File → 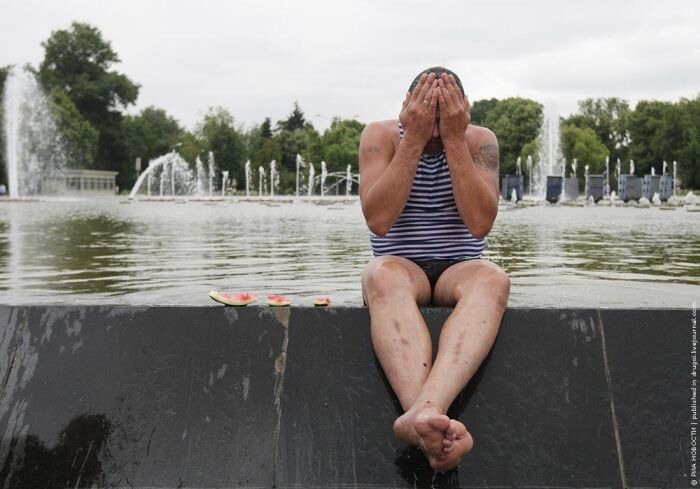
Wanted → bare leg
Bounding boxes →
[395,259,510,470]
[362,256,449,456]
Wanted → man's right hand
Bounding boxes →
[399,72,439,148]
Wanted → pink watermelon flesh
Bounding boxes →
[209,291,257,306]
[267,295,291,306]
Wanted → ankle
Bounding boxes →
[412,399,445,416]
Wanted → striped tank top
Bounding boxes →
[369,122,485,261]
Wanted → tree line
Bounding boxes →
[1,22,698,194]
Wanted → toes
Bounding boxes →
[428,421,475,472]
[415,413,450,458]
[448,419,469,441]
[426,414,450,432]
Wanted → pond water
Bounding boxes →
[0,198,697,308]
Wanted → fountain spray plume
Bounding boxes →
[259,166,266,196]
[129,151,194,198]
[208,151,215,196]
[245,160,251,197]
[532,104,564,200]
[308,162,315,197]
[3,66,68,197]
[296,154,305,198]
[195,156,205,196]
[320,161,328,197]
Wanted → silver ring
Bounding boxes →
[423,99,430,103]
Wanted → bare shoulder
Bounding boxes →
[359,119,399,157]
[466,124,498,148]
[360,120,399,145]
[466,124,499,175]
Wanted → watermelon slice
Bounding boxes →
[267,294,292,307]
[209,290,258,306]
[313,297,331,307]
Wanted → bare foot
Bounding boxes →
[393,406,450,460]
[428,419,474,472]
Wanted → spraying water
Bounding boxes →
[129,152,194,198]
[245,160,251,197]
[259,166,266,196]
[320,161,328,197]
[296,154,305,197]
[308,163,315,196]
[532,104,564,199]
[195,156,205,196]
[3,66,67,197]
[208,151,215,196]
[269,160,277,197]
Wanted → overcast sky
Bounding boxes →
[1,0,699,132]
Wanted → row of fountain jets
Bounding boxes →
[0,66,683,201]
[514,153,678,197]
[128,151,358,199]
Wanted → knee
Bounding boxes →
[364,259,414,302]
[456,263,510,307]
[488,267,511,307]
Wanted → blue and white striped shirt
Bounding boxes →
[369,123,484,261]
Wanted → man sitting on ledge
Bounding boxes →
[358,67,510,471]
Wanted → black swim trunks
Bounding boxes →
[411,259,467,291]
[362,258,470,306]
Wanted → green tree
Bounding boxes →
[520,140,538,166]
[122,106,183,189]
[470,98,498,126]
[194,107,245,190]
[627,101,680,176]
[483,97,543,177]
[677,96,700,188]
[177,131,207,169]
[276,101,313,132]
[322,118,365,173]
[302,129,324,169]
[560,124,609,187]
[38,21,139,186]
[267,102,323,193]
[47,88,99,168]
[564,98,631,163]
[260,117,273,138]
[244,120,282,173]
[274,127,319,192]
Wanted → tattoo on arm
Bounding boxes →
[473,143,499,179]
[361,145,382,155]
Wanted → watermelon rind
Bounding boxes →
[267,295,291,307]
[209,290,257,306]
[313,297,331,307]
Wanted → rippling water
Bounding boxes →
[0,198,697,307]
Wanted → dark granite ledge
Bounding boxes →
[0,306,691,488]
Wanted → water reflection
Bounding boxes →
[0,221,8,279]
[1,414,113,489]
[23,214,137,294]
[0,200,697,307]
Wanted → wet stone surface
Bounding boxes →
[0,305,689,488]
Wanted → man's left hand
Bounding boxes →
[437,73,470,144]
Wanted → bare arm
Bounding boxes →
[359,73,440,236]
[358,123,423,236]
[438,74,499,239]
[443,134,500,239]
